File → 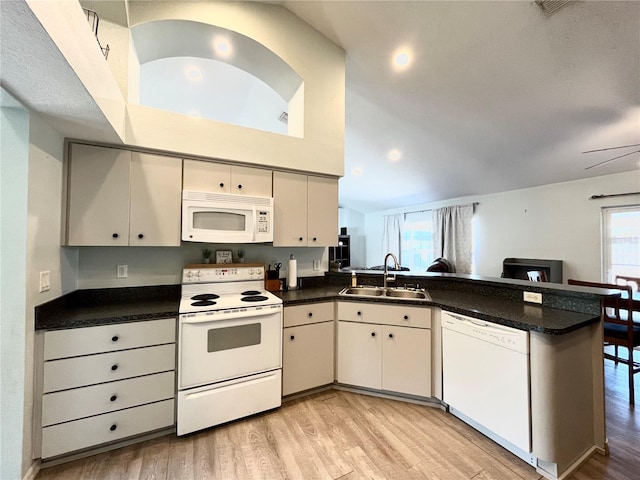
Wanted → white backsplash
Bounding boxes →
[76,243,328,289]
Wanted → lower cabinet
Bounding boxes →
[283,302,334,396]
[39,318,177,459]
[337,302,431,398]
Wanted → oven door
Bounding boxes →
[178,306,282,390]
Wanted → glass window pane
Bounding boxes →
[602,206,640,282]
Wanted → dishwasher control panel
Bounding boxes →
[441,311,529,354]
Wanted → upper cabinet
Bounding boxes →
[273,172,338,247]
[183,159,272,197]
[66,144,182,246]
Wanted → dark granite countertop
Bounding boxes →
[277,286,600,335]
[36,279,602,335]
[35,285,180,331]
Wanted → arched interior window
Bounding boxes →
[131,20,303,137]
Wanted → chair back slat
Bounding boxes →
[567,279,633,327]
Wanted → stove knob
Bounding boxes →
[195,271,201,277]
[256,267,263,277]
[249,268,255,275]
[186,271,192,278]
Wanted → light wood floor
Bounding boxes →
[37,354,639,480]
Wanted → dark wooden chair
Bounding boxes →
[527,270,548,282]
[568,279,640,404]
[616,275,640,293]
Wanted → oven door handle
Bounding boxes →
[180,306,282,324]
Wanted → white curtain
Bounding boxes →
[382,214,403,260]
[432,204,474,274]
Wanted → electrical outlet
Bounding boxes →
[313,260,321,271]
[39,271,51,293]
[523,291,542,304]
[117,265,128,278]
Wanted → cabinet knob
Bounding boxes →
[403,315,409,320]
[388,333,394,338]
[112,233,119,238]
[299,237,304,242]
[137,233,144,239]
[357,311,362,316]
[290,335,295,341]
[219,182,224,188]
[110,424,117,432]
[237,184,243,190]
[308,312,313,317]
[371,332,376,337]
[111,364,118,371]
[111,335,119,342]
[110,395,117,402]
[312,237,317,242]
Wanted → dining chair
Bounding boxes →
[527,270,548,282]
[616,275,640,293]
[568,279,640,404]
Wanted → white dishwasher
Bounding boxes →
[441,311,535,465]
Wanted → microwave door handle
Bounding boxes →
[250,206,257,241]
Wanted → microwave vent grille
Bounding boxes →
[183,190,273,206]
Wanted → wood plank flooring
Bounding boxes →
[37,353,639,480]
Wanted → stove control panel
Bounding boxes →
[183,266,265,283]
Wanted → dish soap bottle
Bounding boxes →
[351,271,357,287]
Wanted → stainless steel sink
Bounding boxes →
[339,286,431,301]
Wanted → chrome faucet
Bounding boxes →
[383,253,400,288]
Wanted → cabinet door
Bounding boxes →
[307,176,338,247]
[182,159,230,192]
[67,144,130,246]
[283,321,334,396]
[129,153,182,246]
[382,326,431,397]
[337,321,381,389]
[273,171,308,246]
[230,166,272,197]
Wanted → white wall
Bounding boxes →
[1,93,30,480]
[23,115,79,472]
[365,171,640,281]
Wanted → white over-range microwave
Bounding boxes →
[182,190,274,243]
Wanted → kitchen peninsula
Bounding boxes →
[34,270,610,480]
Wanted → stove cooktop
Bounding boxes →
[179,287,282,314]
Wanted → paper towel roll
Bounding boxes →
[288,255,297,290]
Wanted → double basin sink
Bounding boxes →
[339,285,432,301]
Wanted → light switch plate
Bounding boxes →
[39,271,51,292]
[117,265,128,278]
[523,291,542,304]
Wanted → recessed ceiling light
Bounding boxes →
[213,36,233,59]
[185,66,202,81]
[392,48,412,70]
[388,149,402,162]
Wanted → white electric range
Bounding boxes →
[177,264,283,436]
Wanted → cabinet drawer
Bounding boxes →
[44,318,176,360]
[44,344,176,393]
[41,399,175,459]
[338,302,431,329]
[284,302,334,327]
[42,371,175,426]
[283,321,334,395]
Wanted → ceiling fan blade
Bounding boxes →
[582,143,640,154]
[584,149,640,170]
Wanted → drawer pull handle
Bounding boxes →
[403,315,409,320]
[112,233,119,238]
[357,311,362,316]
[110,395,117,402]
[237,184,243,190]
[290,335,295,341]
[371,332,376,337]
[308,312,313,317]
[110,424,117,432]
[111,364,118,371]
[111,335,119,342]
[219,182,224,188]
[137,233,144,239]
[388,333,394,338]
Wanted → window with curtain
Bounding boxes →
[602,205,640,282]
[401,211,433,272]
